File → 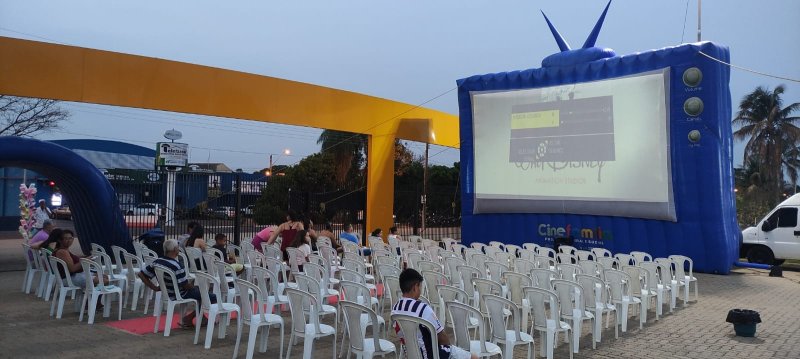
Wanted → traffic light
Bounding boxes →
[48,180,56,188]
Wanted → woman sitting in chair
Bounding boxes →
[52,229,106,288]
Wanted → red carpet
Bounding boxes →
[105,315,182,335]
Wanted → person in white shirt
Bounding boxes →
[32,199,52,235]
[391,269,476,359]
[288,229,312,272]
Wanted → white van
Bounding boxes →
[741,193,800,264]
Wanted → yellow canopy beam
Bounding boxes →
[0,36,460,236]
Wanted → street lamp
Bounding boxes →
[267,148,291,176]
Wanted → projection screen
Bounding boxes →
[471,68,675,221]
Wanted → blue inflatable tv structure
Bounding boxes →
[457,2,738,273]
[0,136,132,254]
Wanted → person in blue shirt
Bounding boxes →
[339,223,371,256]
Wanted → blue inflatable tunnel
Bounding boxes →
[0,136,132,253]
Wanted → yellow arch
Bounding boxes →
[0,36,459,235]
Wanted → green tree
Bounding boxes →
[317,130,367,185]
[733,85,800,205]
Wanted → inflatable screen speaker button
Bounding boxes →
[682,67,703,87]
[688,130,701,143]
[684,97,704,116]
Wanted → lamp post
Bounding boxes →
[267,148,291,177]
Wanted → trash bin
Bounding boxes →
[726,309,761,337]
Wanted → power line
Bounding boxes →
[698,51,800,83]
[680,0,690,44]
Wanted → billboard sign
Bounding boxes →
[156,142,188,167]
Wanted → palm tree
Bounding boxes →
[317,130,367,185]
[733,85,800,204]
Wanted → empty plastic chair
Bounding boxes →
[447,301,503,358]
[484,294,534,359]
[339,300,397,359]
[285,287,337,359]
[669,255,698,304]
[523,287,572,359]
[233,279,284,359]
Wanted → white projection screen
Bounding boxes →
[471,68,676,221]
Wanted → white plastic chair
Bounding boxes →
[522,243,539,252]
[122,252,145,310]
[556,263,583,281]
[630,251,653,264]
[534,255,555,270]
[578,260,604,281]
[535,247,556,259]
[557,245,576,255]
[590,248,612,260]
[295,274,338,332]
[391,313,441,359]
[150,264,196,336]
[623,265,654,327]
[285,287,337,359]
[193,271,241,349]
[339,300,397,359]
[340,269,380,310]
[438,285,479,331]
[604,269,643,333]
[22,244,45,294]
[48,256,82,319]
[447,301,502,358]
[652,260,677,312]
[576,274,618,348]
[252,266,288,314]
[444,256,467,284]
[518,248,536,261]
[514,258,536,274]
[523,287,573,359]
[598,257,619,271]
[669,255,698,304]
[530,268,557,290]
[233,279,284,359]
[38,249,57,301]
[614,253,635,267]
[552,279,594,354]
[484,294,534,359]
[421,270,449,315]
[457,265,483,298]
[575,250,593,261]
[78,258,123,324]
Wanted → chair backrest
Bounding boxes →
[482,247,502,261]
[556,252,577,265]
[236,279,266,324]
[522,242,539,251]
[417,260,441,273]
[615,253,635,267]
[578,259,604,281]
[534,255,555,269]
[264,257,287,281]
[444,256,467,283]
[264,244,282,260]
[250,266,279,313]
[531,268,557,289]
[304,262,330,293]
[49,255,75,288]
[492,251,514,268]
[122,252,141,283]
[392,313,441,359]
[184,247,204,272]
[524,286,560,330]
[514,258,536,274]
[653,260,674,284]
[421,270,448,303]
[556,263,583,281]
[598,256,619,271]
[340,280,374,307]
[552,279,584,318]
[22,244,38,271]
[286,287,324,337]
[503,271,532,306]
[406,252,425,269]
[485,261,508,283]
[246,249,265,269]
[631,251,653,264]
[504,243,522,257]
[623,266,647,295]
[202,253,219,276]
[575,250,594,261]
[341,240,359,254]
[590,247,612,260]
[207,247,225,262]
[376,264,401,281]
[668,255,693,279]
[228,244,244,264]
[316,236,332,248]
[240,241,255,253]
[340,268,367,285]
[437,285,468,308]
[558,245,577,255]
[340,300,382,353]
[383,274,402,305]
[446,301,489,353]
[576,274,608,309]
[110,245,127,273]
[639,262,661,288]
[91,243,106,255]
[468,253,490,272]
[484,294,522,342]
[518,248,535,261]
[286,247,305,274]
[450,243,467,258]
[295,273,325,307]
[535,246,556,258]
[473,278,502,314]
[457,265,482,292]
[604,269,632,302]
[95,252,117,279]
[193,271,220,310]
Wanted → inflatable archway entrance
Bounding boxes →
[0,136,130,253]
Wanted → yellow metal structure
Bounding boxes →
[0,36,459,235]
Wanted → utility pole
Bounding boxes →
[421,142,429,235]
[697,0,702,42]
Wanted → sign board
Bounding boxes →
[156,142,188,168]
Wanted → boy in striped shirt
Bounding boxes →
[391,269,476,359]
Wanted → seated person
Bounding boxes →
[138,238,216,328]
[392,269,477,359]
[29,219,55,250]
[339,223,372,256]
[212,233,244,275]
[288,230,312,272]
[52,229,106,289]
[318,222,343,253]
[177,221,199,248]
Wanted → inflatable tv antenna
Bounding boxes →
[457,1,738,273]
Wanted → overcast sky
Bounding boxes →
[1,0,798,172]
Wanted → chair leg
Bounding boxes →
[205,311,218,349]
[303,336,315,359]
[153,301,162,334]
[164,303,175,337]
[285,334,293,359]
[279,324,285,359]
[232,318,244,359]
[50,288,59,317]
[194,311,203,345]
[87,293,99,324]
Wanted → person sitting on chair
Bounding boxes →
[340,223,371,256]
[391,268,477,359]
[138,238,216,328]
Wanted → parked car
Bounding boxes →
[741,193,800,264]
[213,206,236,218]
[125,203,161,216]
[242,205,255,217]
[52,206,72,220]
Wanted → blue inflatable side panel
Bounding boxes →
[458,42,737,274]
[0,136,132,253]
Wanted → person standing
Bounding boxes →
[266,210,304,260]
[32,199,52,235]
